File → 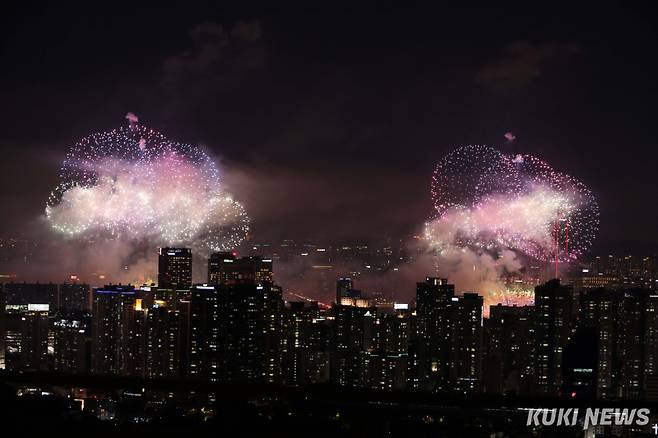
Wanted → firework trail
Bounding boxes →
[45,118,249,253]
[425,144,599,306]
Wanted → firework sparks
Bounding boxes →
[45,120,249,252]
[426,144,599,306]
[125,112,139,127]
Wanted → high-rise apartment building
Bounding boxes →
[91,285,145,376]
[414,277,455,391]
[534,279,576,396]
[158,248,192,290]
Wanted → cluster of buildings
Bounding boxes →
[485,282,658,401]
[577,254,656,289]
[1,248,657,401]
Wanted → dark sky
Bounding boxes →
[1,3,656,252]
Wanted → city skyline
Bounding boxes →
[2,243,656,310]
[2,250,657,398]
[1,237,657,309]
[0,4,656,436]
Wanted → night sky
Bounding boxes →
[1,4,656,252]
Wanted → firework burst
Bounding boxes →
[46,121,249,252]
[427,145,599,263]
[425,145,599,307]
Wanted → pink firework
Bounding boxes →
[45,122,250,252]
[427,145,599,264]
